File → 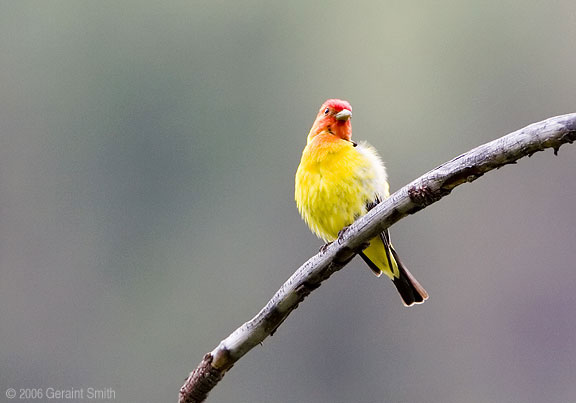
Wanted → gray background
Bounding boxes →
[1,2,576,402]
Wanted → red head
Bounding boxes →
[308,99,353,142]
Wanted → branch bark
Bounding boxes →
[179,113,576,403]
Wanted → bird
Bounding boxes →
[295,99,428,306]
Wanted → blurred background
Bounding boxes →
[1,1,576,402]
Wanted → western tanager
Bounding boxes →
[295,99,428,306]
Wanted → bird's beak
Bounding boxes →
[335,109,352,121]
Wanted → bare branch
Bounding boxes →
[179,113,576,403]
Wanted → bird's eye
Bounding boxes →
[324,108,330,115]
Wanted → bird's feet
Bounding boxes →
[320,226,370,253]
[337,226,349,239]
[337,225,370,251]
[336,225,350,244]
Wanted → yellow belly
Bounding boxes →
[295,134,399,279]
[295,135,385,242]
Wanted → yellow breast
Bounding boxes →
[295,133,388,242]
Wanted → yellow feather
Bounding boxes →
[295,132,398,280]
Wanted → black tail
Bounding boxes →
[390,247,428,307]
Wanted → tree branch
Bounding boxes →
[179,113,576,403]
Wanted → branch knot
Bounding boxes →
[408,183,445,207]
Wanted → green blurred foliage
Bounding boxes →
[1,2,576,402]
